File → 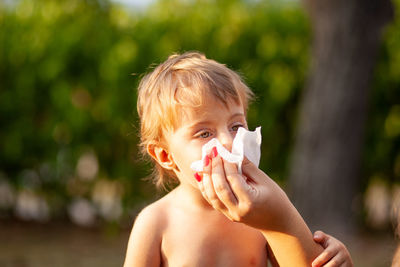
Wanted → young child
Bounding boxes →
[124,52,352,267]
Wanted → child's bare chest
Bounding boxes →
[160,210,268,267]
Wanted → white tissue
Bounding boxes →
[190,127,262,174]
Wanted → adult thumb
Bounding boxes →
[242,157,267,183]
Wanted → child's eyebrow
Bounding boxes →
[230,112,246,120]
[186,120,213,131]
[187,113,246,130]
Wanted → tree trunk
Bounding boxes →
[289,0,393,236]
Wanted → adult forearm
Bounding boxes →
[259,201,323,267]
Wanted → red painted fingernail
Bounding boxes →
[211,147,218,158]
[204,155,210,167]
[194,172,202,182]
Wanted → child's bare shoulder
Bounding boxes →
[134,194,171,230]
[124,195,172,266]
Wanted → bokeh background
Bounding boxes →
[0,0,399,266]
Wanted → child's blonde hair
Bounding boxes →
[137,51,254,189]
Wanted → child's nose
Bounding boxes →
[218,131,234,152]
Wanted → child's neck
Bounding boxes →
[174,183,215,211]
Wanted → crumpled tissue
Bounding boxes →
[190,127,262,174]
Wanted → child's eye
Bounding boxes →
[198,131,212,139]
[231,124,243,132]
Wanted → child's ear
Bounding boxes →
[147,142,175,170]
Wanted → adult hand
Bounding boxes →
[197,148,290,230]
[196,148,323,266]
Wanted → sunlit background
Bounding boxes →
[0,0,399,266]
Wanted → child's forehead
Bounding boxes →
[176,97,245,125]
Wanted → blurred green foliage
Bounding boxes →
[365,0,400,190]
[0,0,398,225]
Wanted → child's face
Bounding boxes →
[165,96,248,188]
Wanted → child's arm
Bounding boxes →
[312,231,353,267]
[123,206,162,267]
[198,154,323,266]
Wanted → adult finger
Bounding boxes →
[223,159,252,203]
[202,148,225,211]
[241,157,268,184]
[198,154,212,205]
[196,171,207,201]
[211,155,238,209]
